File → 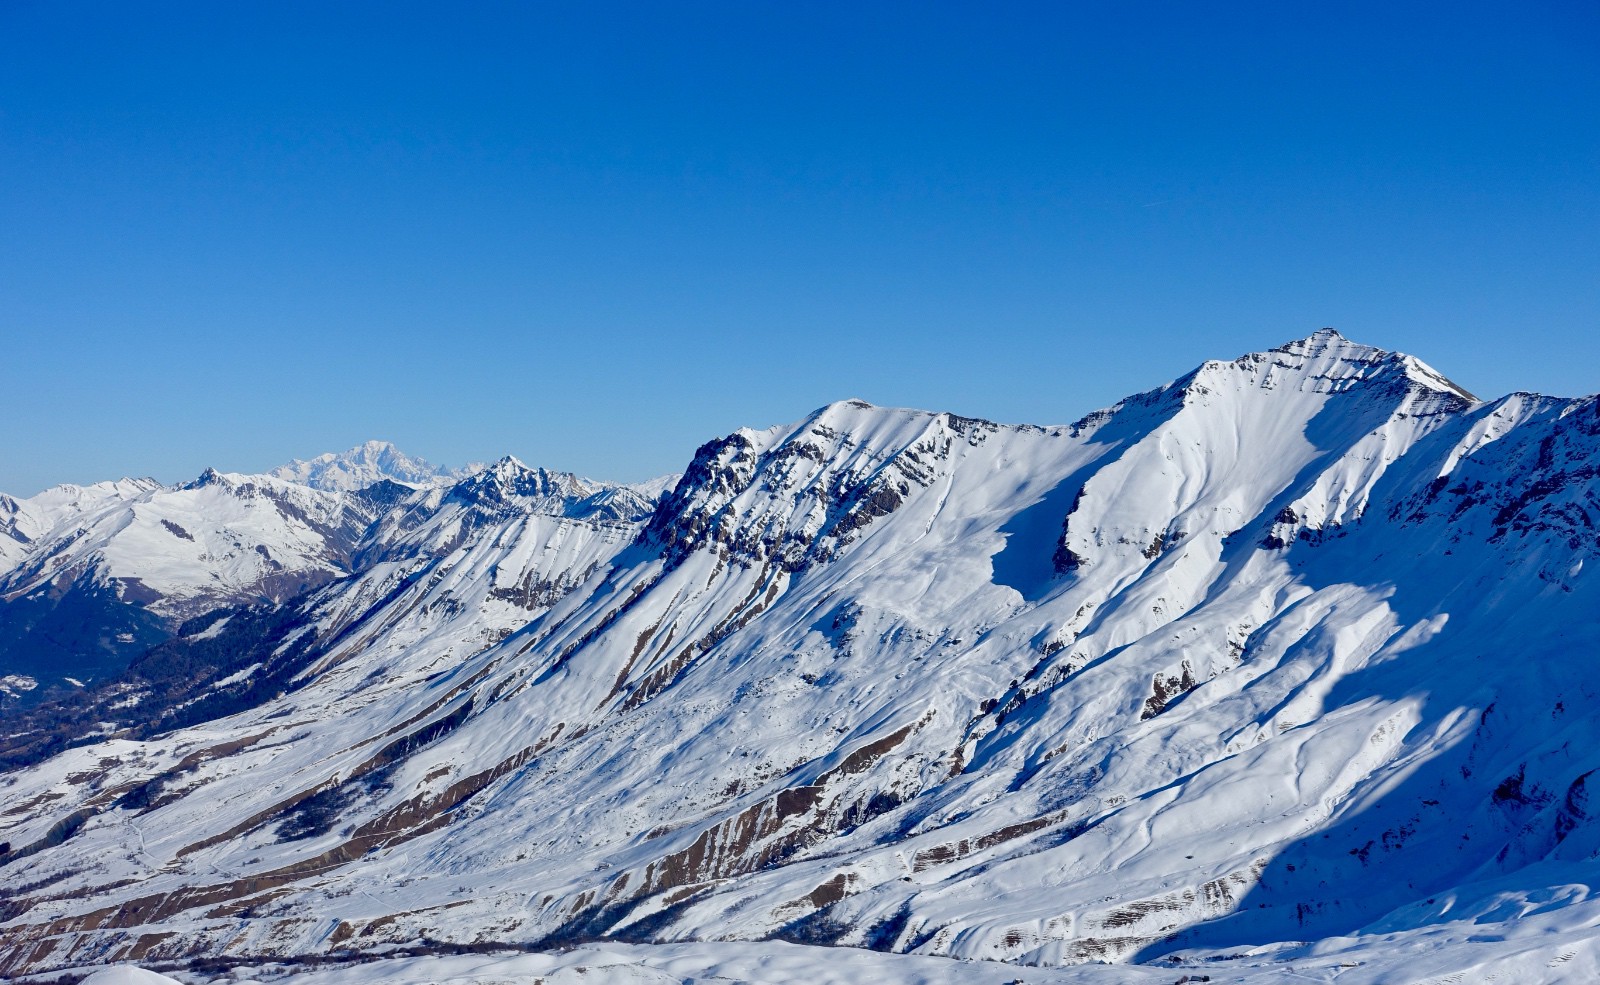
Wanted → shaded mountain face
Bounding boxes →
[2,332,1598,979]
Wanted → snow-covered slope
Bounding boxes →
[0,478,164,578]
[0,470,389,691]
[3,331,1598,983]
[2,470,378,615]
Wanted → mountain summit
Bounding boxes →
[268,439,466,491]
[2,333,1597,983]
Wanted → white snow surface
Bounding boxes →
[76,967,186,985]
[0,673,39,698]
[41,919,1600,985]
[3,331,1600,983]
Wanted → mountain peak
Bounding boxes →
[450,456,586,505]
[269,441,461,492]
[1208,329,1479,405]
[187,466,227,489]
[1267,327,1377,358]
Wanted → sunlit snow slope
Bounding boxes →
[2,331,1598,980]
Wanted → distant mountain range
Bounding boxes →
[0,443,671,699]
[2,331,1598,984]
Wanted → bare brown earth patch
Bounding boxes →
[910,809,1073,873]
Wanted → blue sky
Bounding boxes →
[2,2,1596,493]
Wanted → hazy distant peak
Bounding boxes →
[269,440,464,491]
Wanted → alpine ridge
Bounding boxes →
[0,453,665,708]
[2,331,1599,984]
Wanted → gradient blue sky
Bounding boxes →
[3,2,1596,493]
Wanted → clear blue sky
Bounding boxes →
[2,2,1596,494]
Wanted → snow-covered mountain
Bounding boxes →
[2,331,1598,984]
[267,440,470,492]
[0,451,668,700]
[0,470,386,692]
[0,478,164,578]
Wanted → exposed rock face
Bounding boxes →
[643,402,1012,573]
[2,333,1599,979]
